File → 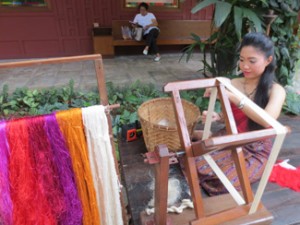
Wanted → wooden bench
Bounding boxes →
[111,19,213,50]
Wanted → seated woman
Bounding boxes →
[193,32,286,195]
[132,2,161,62]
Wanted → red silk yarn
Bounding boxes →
[7,118,55,225]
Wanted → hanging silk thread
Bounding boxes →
[27,116,67,222]
[7,118,55,225]
[56,108,101,225]
[82,105,123,225]
[1,106,121,224]
[0,122,13,225]
[45,114,83,225]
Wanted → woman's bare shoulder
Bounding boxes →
[231,77,244,87]
[271,82,286,97]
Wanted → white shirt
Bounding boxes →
[133,12,158,35]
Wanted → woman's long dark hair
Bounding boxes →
[238,32,276,130]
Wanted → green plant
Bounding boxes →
[0,80,213,136]
[106,80,168,135]
[261,1,300,85]
[184,0,263,77]
[283,88,300,116]
[184,0,300,86]
[0,80,100,119]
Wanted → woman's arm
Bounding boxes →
[227,83,286,128]
[144,18,158,29]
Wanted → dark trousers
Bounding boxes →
[144,28,159,54]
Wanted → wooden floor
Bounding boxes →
[119,115,300,225]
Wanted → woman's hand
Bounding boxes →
[201,110,221,124]
[144,25,151,30]
[203,88,212,97]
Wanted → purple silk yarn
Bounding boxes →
[0,122,13,225]
[44,114,83,224]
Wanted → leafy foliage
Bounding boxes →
[185,0,264,77]
[184,0,300,86]
[0,80,211,136]
[283,88,300,116]
[262,0,300,85]
[106,80,167,134]
[0,80,100,119]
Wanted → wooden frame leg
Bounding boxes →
[154,144,171,225]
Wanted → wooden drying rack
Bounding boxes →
[142,77,288,225]
[0,54,127,224]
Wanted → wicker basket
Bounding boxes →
[138,97,201,152]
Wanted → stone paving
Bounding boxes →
[1,53,299,94]
[1,53,299,152]
[0,53,205,93]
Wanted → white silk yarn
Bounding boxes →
[82,105,123,225]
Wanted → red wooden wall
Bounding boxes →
[0,0,213,59]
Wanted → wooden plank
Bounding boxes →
[216,78,288,214]
[216,78,286,132]
[113,38,196,46]
[93,36,115,56]
[201,86,245,205]
[141,194,272,225]
[112,20,214,41]
[202,87,217,140]
[94,56,128,223]
[170,89,205,218]
[262,188,300,225]
[191,205,271,225]
[164,78,217,92]
[119,137,300,225]
[154,145,170,225]
[0,54,101,69]
[202,128,277,152]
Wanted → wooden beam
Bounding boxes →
[191,128,277,156]
[190,203,270,225]
[154,144,171,225]
[204,129,277,150]
[201,87,245,206]
[216,77,288,214]
[170,89,205,218]
[0,54,101,69]
[164,79,217,92]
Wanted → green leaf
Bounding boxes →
[234,6,243,40]
[191,0,219,14]
[3,109,10,115]
[280,47,290,59]
[32,90,39,96]
[190,33,201,42]
[214,1,232,27]
[126,95,139,103]
[273,17,284,24]
[195,96,203,107]
[242,8,262,32]
[279,65,289,78]
[129,112,138,123]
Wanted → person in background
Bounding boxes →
[132,2,161,62]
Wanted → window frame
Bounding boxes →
[0,0,51,12]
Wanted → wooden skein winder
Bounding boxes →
[141,78,289,225]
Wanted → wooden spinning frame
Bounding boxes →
[142,78,288,225]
